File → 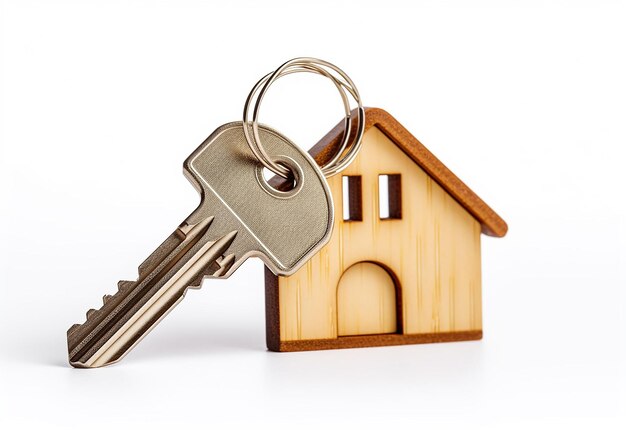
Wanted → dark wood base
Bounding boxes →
[270,330,483,352]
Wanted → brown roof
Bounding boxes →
[309,107,508,237]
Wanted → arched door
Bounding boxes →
[337,262,398,336]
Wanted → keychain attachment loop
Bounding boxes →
[243,57,365,179]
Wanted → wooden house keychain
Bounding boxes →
[67,57,507,368]
[266,106,508,351]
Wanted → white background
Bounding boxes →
[1,1,625,428]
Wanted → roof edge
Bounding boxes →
[309,107,508,237]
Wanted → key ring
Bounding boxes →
[243,57,365,179]
[243,58,364,178]
[245,63,354,178]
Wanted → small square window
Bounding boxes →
[342,176,362,221]
[379,174,402,219]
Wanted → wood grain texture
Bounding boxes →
[310,107,507,237]
[337,262,397,336]
[268,126,483,347]
[265,107,505,352]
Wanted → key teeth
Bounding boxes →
[118,280,134,292]
[188,253,237,289]
[186,232,238,289]
[72,282,133,335]
[214,253,236,277]
[67,277,141,362]
[68,223,236,367]
[67,324,81,336]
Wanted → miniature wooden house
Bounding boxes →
[265,108,507,352]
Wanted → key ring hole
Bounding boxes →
[255,156,304,199]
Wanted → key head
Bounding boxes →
[183,122,333,276]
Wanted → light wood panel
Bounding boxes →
[276,126,482,343]
[337,262,397,336]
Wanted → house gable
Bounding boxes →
[310,107,508,237]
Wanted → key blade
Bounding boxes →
[66,122,333,368]
[67,218,238,368]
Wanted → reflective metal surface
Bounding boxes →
[67,123,333,368]
[243,57,365,178]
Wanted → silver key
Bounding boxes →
[67,122,334,368]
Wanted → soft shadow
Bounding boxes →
[126,326,266,364]
[5,323,265,369]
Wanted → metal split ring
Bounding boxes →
[243,57,365,179]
